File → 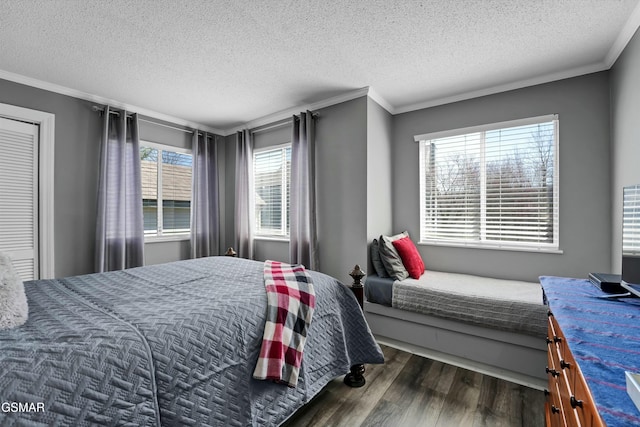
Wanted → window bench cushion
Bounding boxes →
[366,270,547,338]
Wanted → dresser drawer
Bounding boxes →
[571,368,602,427]
[549,315,578,388]
[547,377,569,427]
[546,313,605,427]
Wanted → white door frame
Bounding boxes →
[0,102,55,279]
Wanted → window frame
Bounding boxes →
[140,140,192,242]
[253,143,291,240]
[415,114,561,254]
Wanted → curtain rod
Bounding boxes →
[92,105,215,138]
[250,112,320,135]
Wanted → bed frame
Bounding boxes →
[364,300,547,390]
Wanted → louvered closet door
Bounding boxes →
[0,116,39,281]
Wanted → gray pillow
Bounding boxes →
[0,252,28,330]
[370,239,389,277]
[379,232,410,281]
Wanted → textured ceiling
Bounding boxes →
[1,0,639,131]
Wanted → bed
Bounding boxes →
[365,270,548,337]
[364,270,548,388]
[0,256,384,426]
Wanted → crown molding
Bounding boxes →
[0,69,226,135]
[605,0,640,66]
[393,62,608,115]
[224,86,399,135]
[366,87,395,114]
[224,87,373,135]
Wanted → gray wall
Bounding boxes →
[392,73,611,282]
[224,133,237,252]
[144,240,191,265]
[316,97,368,284]
[0,78,101,278]
[1,68,615,283]
[0,78,224,275]
[611,28,640,273]
[366,98,394,270]
[222,98,369,284]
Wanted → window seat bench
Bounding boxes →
[363,271,548,389]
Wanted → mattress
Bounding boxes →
[367,270,548,337]
[0,257,384,426]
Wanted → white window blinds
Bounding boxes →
[623,184,640,256]
[417,115,559,251]
[0,117,39,280]
[253,145,291,237]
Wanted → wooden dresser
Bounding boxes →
[546,310,604,427]
[541,276,640,427]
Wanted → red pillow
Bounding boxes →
[392,236,425,279]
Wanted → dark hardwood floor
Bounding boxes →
[284,345,545,427]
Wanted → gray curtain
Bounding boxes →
[190,132,219,258]
[290,111,318,270]
[95,107,145,272]
[234,130,254,259]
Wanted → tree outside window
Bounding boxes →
[418,116,558,251]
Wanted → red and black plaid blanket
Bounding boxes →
[253,260,316,387]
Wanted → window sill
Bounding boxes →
[145,234,190,243]
[254,236,290,242]
[418,240,563,254]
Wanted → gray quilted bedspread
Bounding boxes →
[0,257,384,426]
[392,270,548,337]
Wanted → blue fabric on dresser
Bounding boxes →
[541,276,640,426]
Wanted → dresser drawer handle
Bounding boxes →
[570,396,583,409]
[546,337,553,345]
[560,359,571,369]
[548,310,553,317]
[551,405,561,414]
[546,367,560,377]
[554,336,562,343]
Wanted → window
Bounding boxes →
[623,184,640,256]
[140,142,192,238]
[416,115,559,252]
[253,144,291,238]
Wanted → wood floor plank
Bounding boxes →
[284,345,410,427]
[402,358,460,425]
[472,375,521,427]
[435,367,483,427]
[285,345,546,427]
[520,384,546,427]
[362,356,440,425]
[319,345,412,426]
[363,355,460,426]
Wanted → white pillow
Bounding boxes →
[0,252,28,330]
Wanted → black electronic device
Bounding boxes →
[589,272,624,293]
